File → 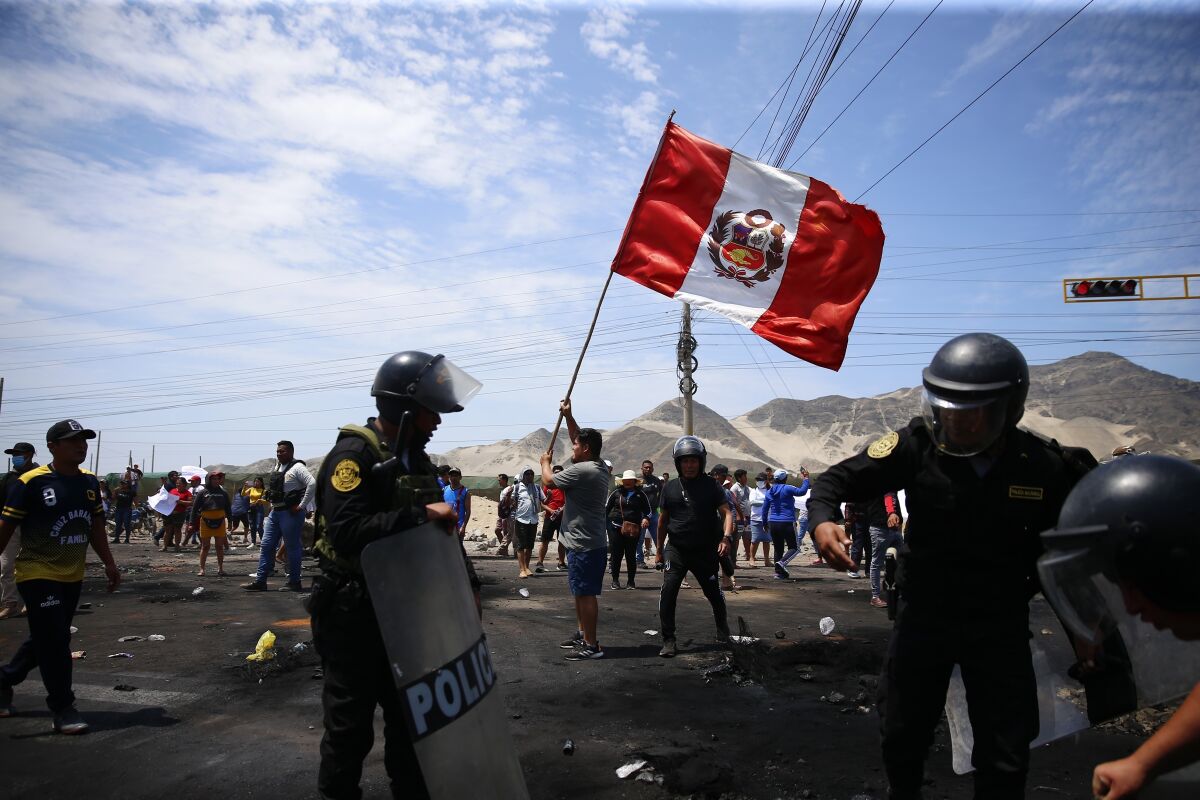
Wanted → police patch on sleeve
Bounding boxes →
[867,431,900,459]
[331,458,362,492]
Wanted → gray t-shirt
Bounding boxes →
[551,459,610,551]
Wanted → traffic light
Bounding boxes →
[1068,277,1139,300]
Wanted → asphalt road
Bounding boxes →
[0,532,1193,799]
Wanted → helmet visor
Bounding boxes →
[921,388,1008,457]
[1036,547,1122,646]
[412,355,482,414]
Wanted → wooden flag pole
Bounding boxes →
[547,110,678,456]
[546,269,616,455]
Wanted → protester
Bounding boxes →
[244,441,316,592]
[762,469,808,579]
[110,478,135,544]
[730,468,752,563]
[638,460,662,564]
[244,477,267,548]
[541,399,609,661]
[863,493,903,608]
[161,476,192,552]
[605,470,651,590]
[180,475,203,547]
[510,467,544,579]
[0,420,121,734]
[0,442,37,621]
[229,481,251,544]
[188,471,231,577]
[495,473,513,556]
[535,465,565,573]
[709,464,739,592]
[655,436,733,657]
[443,468,471,538]
[437,464,451,490]
[748,471,772,568]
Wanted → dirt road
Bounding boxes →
[0,533,1192,799]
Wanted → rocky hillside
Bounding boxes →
[217,352,1198,477]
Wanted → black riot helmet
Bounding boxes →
[1037,455,1200,644]
[920,333,1029,457]
[672,435,707,475]
[371,351,482,421]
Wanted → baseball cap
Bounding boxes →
[4,442,35,455]
[189,474,202,482]
[46,420,96,443]
[773,469,788,482]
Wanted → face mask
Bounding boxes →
[756,480,766,489]
[12,455,27,468]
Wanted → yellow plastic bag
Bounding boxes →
[246,630,276,662]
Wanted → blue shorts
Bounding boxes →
[566,546,608,596]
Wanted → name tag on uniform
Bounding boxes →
[1008,485,1044,500]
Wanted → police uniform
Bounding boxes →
[808,417,1095,799]
[309,420,481,800]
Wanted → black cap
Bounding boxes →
[46,420,96,443]
[4,442,35,455]
[710,463,729,476]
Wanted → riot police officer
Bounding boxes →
[808,333,1097,800]
[308,351,483,800]
[1038,454,1200,800]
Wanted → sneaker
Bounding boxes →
[846,570,863,579]
[810,558,825,567]
[281,582,303,592]
[52,706,89,735]
[564,643,604,661]
[555,564,566,571]
[0,679,13,717]
[870,596,888,608]
[627,579,636,590]
[559,633,584,649]
[658,638,677,658]
[610,581,621,590]
[242,581,267,592]
[534,565,545,574]
[774,562,790,580]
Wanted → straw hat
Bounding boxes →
[620,469,638,481]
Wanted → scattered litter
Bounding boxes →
[107,652,134,659]
[643,629,658,636]
[819,616,836,636]
[118,635,145,642]
[192,587,205,596]
[308,725,315,730]
[562,738,575,755]
[729,635,759,644]
[113,684,137,692]
[511,713,522,720]
[616,760,648,779]
[71,650,86,659]
[636,771,656,783]
[290,642,308,655]
[78,603,92,610]
[827,691,847,704]
[147,634,166,641]
[774,629,786,639]
[518,588,530,598]
[847,589,855,594]
[69,626,78,634]
[701,662,733,678]
[246,630,277,662]
[1040,628,1054,636]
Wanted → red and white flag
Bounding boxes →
[612,122,884,371]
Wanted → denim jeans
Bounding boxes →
[870,526,904,598]
[256,508,305,585]
[248,506,265,541]
[112,507,133,540]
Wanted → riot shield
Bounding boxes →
[946,593,1200,775]
[362,523,529,798]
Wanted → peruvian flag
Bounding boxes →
[611,121,884,370]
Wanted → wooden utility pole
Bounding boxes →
[151,445,155,472]
[95,431,102,476]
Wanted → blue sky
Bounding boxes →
[0,1,1197,474]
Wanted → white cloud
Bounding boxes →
[580,5,659,84]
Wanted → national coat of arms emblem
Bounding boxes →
[707,208,787,289]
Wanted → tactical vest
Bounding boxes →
[314,423,444,576]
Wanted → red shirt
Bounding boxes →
[542,486,565,514]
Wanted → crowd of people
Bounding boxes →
[1,335,1198,800]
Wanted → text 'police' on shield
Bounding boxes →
[400,635,496,740]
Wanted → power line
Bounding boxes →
[855,0,1096,201]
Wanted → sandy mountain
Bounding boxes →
[216,353,1198,477]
